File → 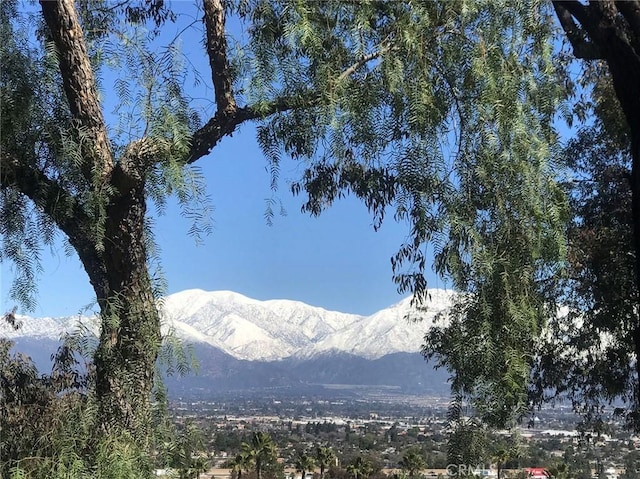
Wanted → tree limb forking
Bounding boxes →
[112,137,171,193]
[39,0,114,181]
[0,152,106,290]
[552,1,602,60]
[188,42,388,165]
[186,92,322,164]
[203,0,237,116]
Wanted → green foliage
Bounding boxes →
[294,451,316,479]
[398,447,425,479]
[346,456,373,479]
[94,432,153,479]
[0,312,99,478]
[229,450,255,479]
[316,445,336,479]
[530,65,638,429]
[164,421,209,479]
[254,0,567,430]
[0,0,66,312]
[444,395,488,465]
[242,432,278,479]
[0,309,199,479]
[5,0,634,473]
[0,0,209,313]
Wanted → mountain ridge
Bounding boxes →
[2,288,456,361]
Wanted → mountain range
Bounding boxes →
[2,289,456,398]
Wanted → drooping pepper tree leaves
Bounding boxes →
[1,0,407,462]
[5,0,637,470]
[549,0,640,427]
[530,64,639,430]
[281,0,568,431]
[286,0,640,437]
[1,0,566,467]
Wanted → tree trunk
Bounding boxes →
[558,0,640,423]
[552,0,640,422]
[630,131,640,424]
[603,43,640,422]
[93,181,161,444]
[38,0,160,443]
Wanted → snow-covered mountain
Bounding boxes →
[2,288,456,362]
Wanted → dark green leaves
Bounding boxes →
[250,0,567,431]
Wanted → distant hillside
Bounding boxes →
[3,289,455,398]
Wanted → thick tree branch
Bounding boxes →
[39,0,113,181]
[1,154,84,235]
[203,0,237,115]
[552,1,603,60]
[0,152,107,293]
[187,92,322,164]
[560,2,640,134]
[187,45,387,164]
[616,1,640,55]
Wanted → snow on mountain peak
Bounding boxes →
[5,289,456,361]
[158,288,456,360]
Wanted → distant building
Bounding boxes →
[604,467,618,479]
[525,468,550,479]
[475,469,497,478]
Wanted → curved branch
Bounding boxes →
[552,1,602,60]
[186,92,322,164]
[1,153,85,234]
[187,42,388,164]
[1,152,107,293]
[203,0,237,115]
[39,0,113,180]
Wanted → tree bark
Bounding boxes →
[39,0,113,181]
[553,0,640,423]
[93,179,161,443]
[39,0,161,446]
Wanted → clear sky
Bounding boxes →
[2,132,443,318]
[1,3,450,318]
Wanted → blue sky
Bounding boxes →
[2,130,437,318]
[1,3,452,318]
[1,126,448,317]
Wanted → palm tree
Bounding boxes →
[242,431,277,479]
[491,448,510,479]
[295,451,316,479]
[399,448,425,479]
[192,456,209,479]
[315,446,336,479]
[230,451,254,479]
[347,457,372,479]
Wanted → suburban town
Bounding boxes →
[157,395,640,478]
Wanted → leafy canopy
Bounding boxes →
[250,0,566,428]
